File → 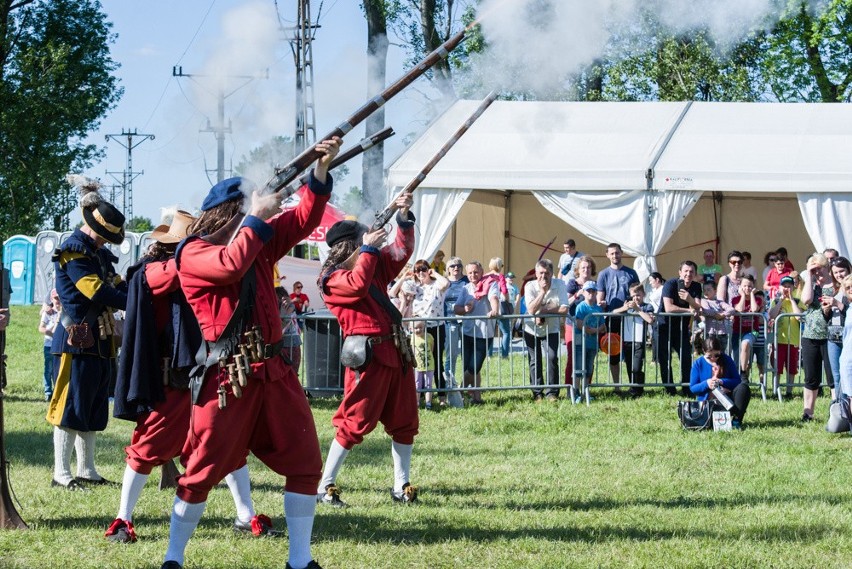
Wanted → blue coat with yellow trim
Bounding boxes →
[51,229,127,357]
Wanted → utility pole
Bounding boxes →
[173,66,267,183]
[287,0,319,153]
[104,129,155,219]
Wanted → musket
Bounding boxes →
[208,127,395,246]
[264,20,478,192]
[371,90,498,231]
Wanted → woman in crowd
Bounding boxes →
[408,259,450,405]
[690,336,750,428]
[442,256,468,385]
[826,257,851,393]
[290,281,310,315]
[716,251,744,303]
[798,253,834,421]
[563,256,597,385]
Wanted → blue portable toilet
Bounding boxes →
[3,235,36,305]
[34,230,61,305]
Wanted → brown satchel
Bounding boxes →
[66,322,95,349]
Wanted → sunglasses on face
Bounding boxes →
[729,260,742,265]
[448,264,462,269]
[415,267,429,273]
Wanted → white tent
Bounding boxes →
[386,100,852,278]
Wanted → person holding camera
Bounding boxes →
[798,253,834,421]
[656,261,703,395]
[690,336,751,429]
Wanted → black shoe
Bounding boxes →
[76,476,116,486]
[233,514,283,537]
[391,482,418,504]
[285,561,322,569]
[801,413,813,422]
[317,484,347,508]
[161,562,182,569]
[105,518,137,543]
[51,478,89,492]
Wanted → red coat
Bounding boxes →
[145,259,180,331]
[171,176,330,502]
[322,218,415,338]
[321,215,418,449]
[178,181,330,345]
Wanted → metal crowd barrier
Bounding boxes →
[293,308,773,404]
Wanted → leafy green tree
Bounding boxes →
[126,216,153,233]
[755,0,852,102]
[0,0,122,238]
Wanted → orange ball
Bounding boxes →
[599,332,622,356]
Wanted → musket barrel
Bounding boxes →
[276,25,471,188]
[371,90,497,230]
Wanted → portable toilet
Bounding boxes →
[138,231,154,259]
[34,230,61,305]
[59,231,74,245]
[105,232,140,279]
[3,235,36,305]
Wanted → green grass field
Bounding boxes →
[0,305,847,569]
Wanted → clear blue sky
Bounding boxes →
[86,0,424,224]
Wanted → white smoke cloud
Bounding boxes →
[471,0,793,97]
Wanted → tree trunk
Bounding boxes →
[420,0,456,101]
[362,0,389,214]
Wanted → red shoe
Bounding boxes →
[104,518,137,543]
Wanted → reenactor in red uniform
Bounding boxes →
[159,137,340,569]
[315,193,420,507]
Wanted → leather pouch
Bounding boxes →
[340,335,372,372]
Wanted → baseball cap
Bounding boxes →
[780,276,795,286]
[582,281,597,291]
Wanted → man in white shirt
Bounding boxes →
[524,259,569,401]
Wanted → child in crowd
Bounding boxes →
[741,251,759,281]
[38,289,61,401]
[768,275,802,397]
[573,281,605,403]
[731,274,764,377]
[430,250,446,276]
[612,283,655,398]
[699,280,734,352]
[277,287,302,374]
[751,291,768,385]
[411,320,435,410]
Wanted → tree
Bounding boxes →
[126,216,153,233]
[755,0,852,102]
[0,0,122,238]
[362,0,391,213]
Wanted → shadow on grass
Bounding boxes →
[312,509,840,545]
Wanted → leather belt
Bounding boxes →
[262,340,284,359]
[369,334,395,345]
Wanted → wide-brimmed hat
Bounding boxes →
[82,201,125,245]
[150,210,196,244]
